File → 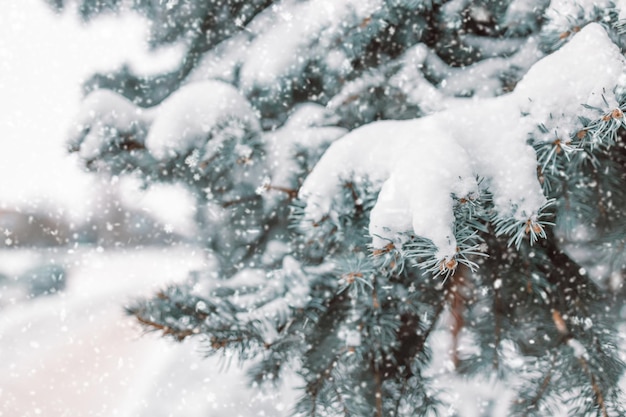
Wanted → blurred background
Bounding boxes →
[0,1,291,415]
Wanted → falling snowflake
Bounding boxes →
[255,177,272,195]
[184,150,200,168]
[165,0,179,11]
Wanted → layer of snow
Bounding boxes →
[388,44,450,114]
[425,36,543,98]
[69,89,152,160]
[262,103,347,209]
[145,80,260,160]
[239,0,382,92]
[0,247,296,417]
[502,0,550,31]
[620,0,626,20]
[300,24,623,260]
[516,22,626,141]
[545,0,612,31]
[300,118,478,258]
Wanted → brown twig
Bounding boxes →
[371,276,380,310]
[578,356,609,417]
[266,184,299,199]
[221,194,260,208]
[551,310,608,416]
[307,354,341,416]
[372,243,394,256]
[447,265,470,368]
[493,280,502,370]
[344,181,364,215]
[519,354,556,417]
[209,336,245,350]
[374,365,383,417]
[134,314,195,341]
[332,384,351,417]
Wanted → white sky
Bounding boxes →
[0,0,183,220]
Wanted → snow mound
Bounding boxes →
[262,103,347,209]
[145,80,261,160]
[515,22,626,140]
[299,23,625,260]
[544,0,612,35]
[299,118,479,259]
[239,0,382,93]
[69,89,151,160]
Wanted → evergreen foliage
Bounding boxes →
[62,0,626,415]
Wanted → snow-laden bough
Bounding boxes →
[299,23,626,267]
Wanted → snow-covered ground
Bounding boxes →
[0,247,292,417]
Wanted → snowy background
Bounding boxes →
[0,0,198,232]
[0,1,291,416]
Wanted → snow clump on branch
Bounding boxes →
[299,23,626,262]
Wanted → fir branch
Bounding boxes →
[305,351,343,415]
[332,383,351,417]
[133,312,197,341]
[221,194,262,208]
[371,275,380,310]
[518,353,557,417]
[393,380,408,417]
[262,184,299,199]
[368,275,386,417]
[578,355,609,417]
[344,181,364,215]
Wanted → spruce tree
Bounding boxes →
[62,0,626,415]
